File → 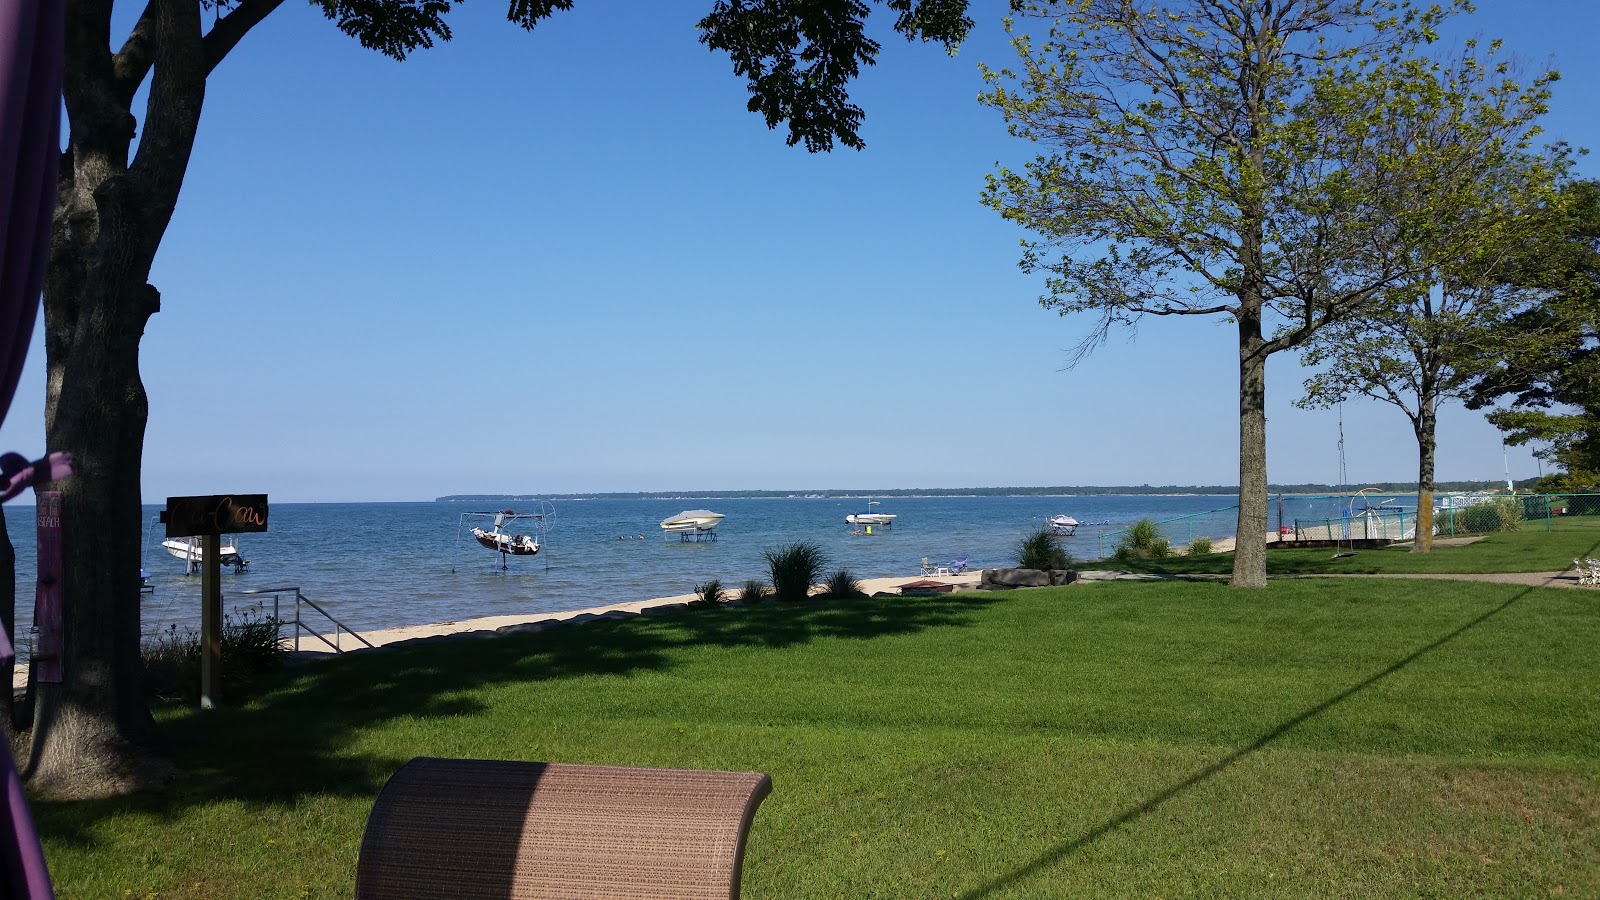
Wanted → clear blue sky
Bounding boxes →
[3,0,1595,502]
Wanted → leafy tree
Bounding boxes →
[1293,75,1568,553]
[35,0,972,799]
[979,0,1552,586]
[1465,179,1600,490]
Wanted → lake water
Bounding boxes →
[3,493,1377,644]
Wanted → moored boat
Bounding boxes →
[661,510,725,532]
[1048,515,1079,535]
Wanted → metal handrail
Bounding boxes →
[239,585,375,655]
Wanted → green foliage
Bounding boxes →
[1017,527,1071,570]
[697,1,972,151]
[1117,518,1172,560]
[738,579,771,604]
[978,0,1556,586]
[822,569,865,599]
[763,542,829,602]
[1188,535,1214,556]
[1466,179,1600,482]
[1451,497,1525,534]
[692,579,726,608]
[142,605,285,702]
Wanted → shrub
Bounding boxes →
[738,579,771,604]
[1188,535,1214,556]
[822,569,864,599]
[1457,497,1524,534]
[1017,528,1071,570]
[692,579,726,607]
[763,542,828,602]
[142,605,286,703]
[1117,518,1171,559]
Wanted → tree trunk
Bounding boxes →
[1413,401,1437,552]
[25,0,204,798]
[1231,302,1270,588]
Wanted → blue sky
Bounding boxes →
[3,0,1596,502]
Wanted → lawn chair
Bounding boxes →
[356,757,772,900]
[920,557,951,576]
[948,556,969,574]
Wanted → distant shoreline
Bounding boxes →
[437,481,1534,504]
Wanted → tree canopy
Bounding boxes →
[979,0,1555,584]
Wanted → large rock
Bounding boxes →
[1049,569,1079,586]
[982,568,1051,587]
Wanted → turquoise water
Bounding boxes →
[3,494,1376,642]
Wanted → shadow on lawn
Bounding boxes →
[32,591,998,844]
[954,581,1546,899]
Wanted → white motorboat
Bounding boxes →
[471,525,540,557]
[457,505,553,570]
[162,535,248,573]
[661,510,725,532]
[1048,515,1079,535]
[845,500,895,528]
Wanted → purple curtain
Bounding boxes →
[0,0,67,896]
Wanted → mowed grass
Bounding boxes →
[1085,515,1600,575]
[36,578,1600,898]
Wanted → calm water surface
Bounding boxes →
[4,494,1375,643]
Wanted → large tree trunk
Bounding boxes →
[1413,399,1437,552]
[25,0,204,799]
[1231,304,1270,589]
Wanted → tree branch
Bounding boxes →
[203,0,285,76]
[111,1,159,106]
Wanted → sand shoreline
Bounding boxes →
[10,571,985,687]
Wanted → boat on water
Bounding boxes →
[456,504,554,570]
[661,510,725,533]
[846,500,896,528]
[1047,515,1079,535]
[162,535,248,574]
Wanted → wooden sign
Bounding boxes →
[161,494,269,537]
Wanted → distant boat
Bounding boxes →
[1047,515,1079,535]
[162,535,248,574]
[661,510,725,533]
[846,500,896,528]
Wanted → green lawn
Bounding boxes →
[36,578,1600,898]
[1084,516,1600,576]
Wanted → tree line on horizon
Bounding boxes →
[437,479,1547,503]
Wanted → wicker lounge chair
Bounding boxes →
[355,757,772,899]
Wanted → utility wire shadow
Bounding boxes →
[956,581,1545,900]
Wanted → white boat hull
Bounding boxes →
[846,514,897,526]
[661,510,725,532]
[1048,516,1079,535]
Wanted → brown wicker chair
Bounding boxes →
[355,757,773,900]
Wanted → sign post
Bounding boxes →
[161,494,268,709]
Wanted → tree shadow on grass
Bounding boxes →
[952,581,1546,900]
[31,591,1000,845]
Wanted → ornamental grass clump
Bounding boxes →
[692,579,726,608]
[1017,527,1071,570]
[142,605,285,703]
[1187,535,1214,556]
[763,542,828,602]
[738,580,771,604]
[1115,518,1171,560]
[822,569,865,599]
